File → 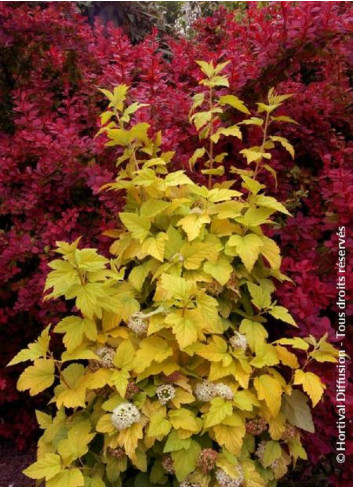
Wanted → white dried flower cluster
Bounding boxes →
[156,384,176,405]
[194,381,216,402]
[214,382,234,400]
[215,467,244,487]
[229,332,248,350]
[179,479,199,487]
[96,346,115,368]
[255,440,266,461]
[111,403,140,430]
[195,381,234,402]
[127,313,148,336]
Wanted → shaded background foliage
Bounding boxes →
[0,1,352,486]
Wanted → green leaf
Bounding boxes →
[282,390,314,433]
[262,441,282,468]
[171,440,201,482]
[23,453,62,481]
[164,431,192,453]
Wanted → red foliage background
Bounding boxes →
[0,1,352,484]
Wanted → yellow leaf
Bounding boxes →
[81,369,112,391]
[293,370,325,407]
[96,413,115,433]
[17,359,55,396]
[251,343,279,368]
[133,336,173,374]
[255,195,290,216]
[212,424,244,455]
[23,453,61,481]
[181,241,218,270]
[147,411,172,438]
[8,326,51,366]
[46,468,84,487]
[268,412,286,440]
[141,232,168,261]
[219,95,250,115]
[114,340,135,369]
[110,369,130,397]
[204,398,233,428]
[211,125,242,144]
[35,410,52,429]
[259,235,282,270]
[55,316,97,352]
[57,420,94,464]
[270,136,295,158]
[55,363,86,409]
[140,199,170,218]
[275,345,299,368]
[119,212,151,242]
[242,460,266,487]
[270,305,297,326]
[254,374,282,416]
[247,282,272,310]
[169,409,200,433]
[203,257,232,285]
[177,214,210,241]
[240,148,271,165]
[165,312,198,349]
[117,423,144,459]
[239,319,268,352]
[189,147,206,168]
[227,234,263,273]
[128,260,155,291]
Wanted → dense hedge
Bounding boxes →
[0,1,352,484]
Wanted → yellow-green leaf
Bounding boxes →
[17,359,55,396]
[23,453,62,481]
[119,212,151,242]
[204,398,233,428]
